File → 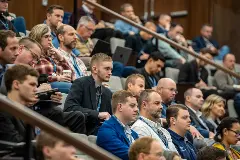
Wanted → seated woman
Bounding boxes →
[212,117,240,160]
[29,24,74,93]
[201,94,226,133]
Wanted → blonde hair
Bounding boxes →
[201,94,226,118]
[90,53,112,72]
[29,24,51,44]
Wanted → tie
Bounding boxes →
[96,86,101,111]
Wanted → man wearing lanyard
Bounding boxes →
[137,51,165,89]
[64,53,113,135]
[97,90,139,160]
[132,89,178,153]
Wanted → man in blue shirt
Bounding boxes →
[97,90,139,160]
[166,104,197,160]
[114,3,141,36]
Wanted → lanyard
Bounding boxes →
[139,117,169,148]
[0,19,9,30]
[71,56,82,78]
[48,57,57,73]
[149,76,157,87]
[96,88,102,111]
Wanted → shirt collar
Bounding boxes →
[82,4,92,14]
[140,116,161,129]
[168,129,185,140]
[58,47,74,58]
[188,106,202,118]
[113,115,132,134]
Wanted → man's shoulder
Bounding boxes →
[214,69,228,77]
[192,36,202,42]
[74,75,92,83]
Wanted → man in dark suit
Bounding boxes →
[64,53,113,135]
[0,64,39,143]
[137,51,165,89]
[184,88,215,138]
[97,90,139,160]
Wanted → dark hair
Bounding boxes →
[197,146,226,160]
[170,23,183,30]
[223,53,234,62]
[5,64,39,92]
[166,104,188,126]
[201,24,213,30]
[0,30,16,51]
[148,51,165,62]
[214,117,239,142]
[47,5,64,14]
[56,24,67,43]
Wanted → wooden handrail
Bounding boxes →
[0,95,120,160]
[84,0,240,79]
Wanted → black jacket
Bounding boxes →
[0,12,20,36]
[178,60,208,85]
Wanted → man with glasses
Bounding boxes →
[137,51,165,89]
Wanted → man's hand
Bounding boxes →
[57,75,71,82]
[190,125,204,139]
[195,80,208,88]
[129,31,135,35]
[50,92,62,103]
[209,132,215,139]
[180,57,186,64]
[139,53,150,60]
[98,112,111,120]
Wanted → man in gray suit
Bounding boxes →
[213,53,240,116]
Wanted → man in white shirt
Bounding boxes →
[131,89,178,152]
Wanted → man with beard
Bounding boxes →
[57,24,88,78]
[64,53,113,135]
[131,89,178,152]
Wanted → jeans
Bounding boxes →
[50,81,72,94]
[214,45,230,60]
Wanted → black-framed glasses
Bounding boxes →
[42,34,53,40]
[84,25,95,33]
[228,129,240,136]
[24,46,40,64]
[161,87,178,94]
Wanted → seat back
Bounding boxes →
[228,99,238,118]
[108,76,123,92]
[165,67,180,83]
[110,37,126,54]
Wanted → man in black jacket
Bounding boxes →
[64,53,113,135]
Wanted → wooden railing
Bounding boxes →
[0,95,120,160]
[84,0,240,79]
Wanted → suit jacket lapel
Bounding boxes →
[88,76,97,110]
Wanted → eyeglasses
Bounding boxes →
[228,129,240,136]
[84,26,95,33]
[24,46,40,64]
[161,87,178,94]
[42,34,53,40]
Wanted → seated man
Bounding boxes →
[64,53,112,135]
[36,131,79,160]
[132,89,178,152]
[196,146,226,160]
[125,74,145,99]
[166,104,197,160]
[213,53,240,115]
[0,64,39,142]
[125,21,157,68]
[157,14,171,34]
[152,23,188,68]
[114,3,141,36]
[97,90,139,160]
[128,137,165,160]
[137,51,165,89]
[184,88,215,138]
[192,24,229,60]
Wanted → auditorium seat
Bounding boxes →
[165,67,180,83]
[108,76,123,92]
[228,99,238,118]
[110,37,126,54]
[121,78,127,89]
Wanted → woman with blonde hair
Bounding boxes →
[28,24,74,93]
[201,94,226,133]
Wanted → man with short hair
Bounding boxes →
[36,131,78,160]
[114,3,141,36]
[184,88,215,138]
[57,24,88,79]
[137,51,165,89]
[128,137,165,160]
[97,90,139,160]
[64,53,113,135]
[157,14,171,34]
[196,146,226,160]
[132,89,178,152]
[125,74,145,98]
[166,104,197,160]
[0,64,39,142]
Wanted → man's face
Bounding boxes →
[96,61,113,82]
[174,109,191,132]
[145,92,163,120]
[201,26,213,39]
[121,96,138,122]
[44,141,77,160]
[0,0,8,12]
[77,22,95,41]
[128,77,145,97]
[159,15,171,28]
[199,53,213,66]
[169,25,183,40]
[148,59,164,75]
[142,141,165,160]
[224,54,236,70]
[47,9,64,28]
[187,88,204,110]
[0,37,19,65]
[141,26,156,40]
[17,44,41,66]
[62,26,77,50]
[15,75,38,104]
[122,6,134,19]
[157,80,177,104]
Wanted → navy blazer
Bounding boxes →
[97,116,139,160]
[192,36,219,52]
